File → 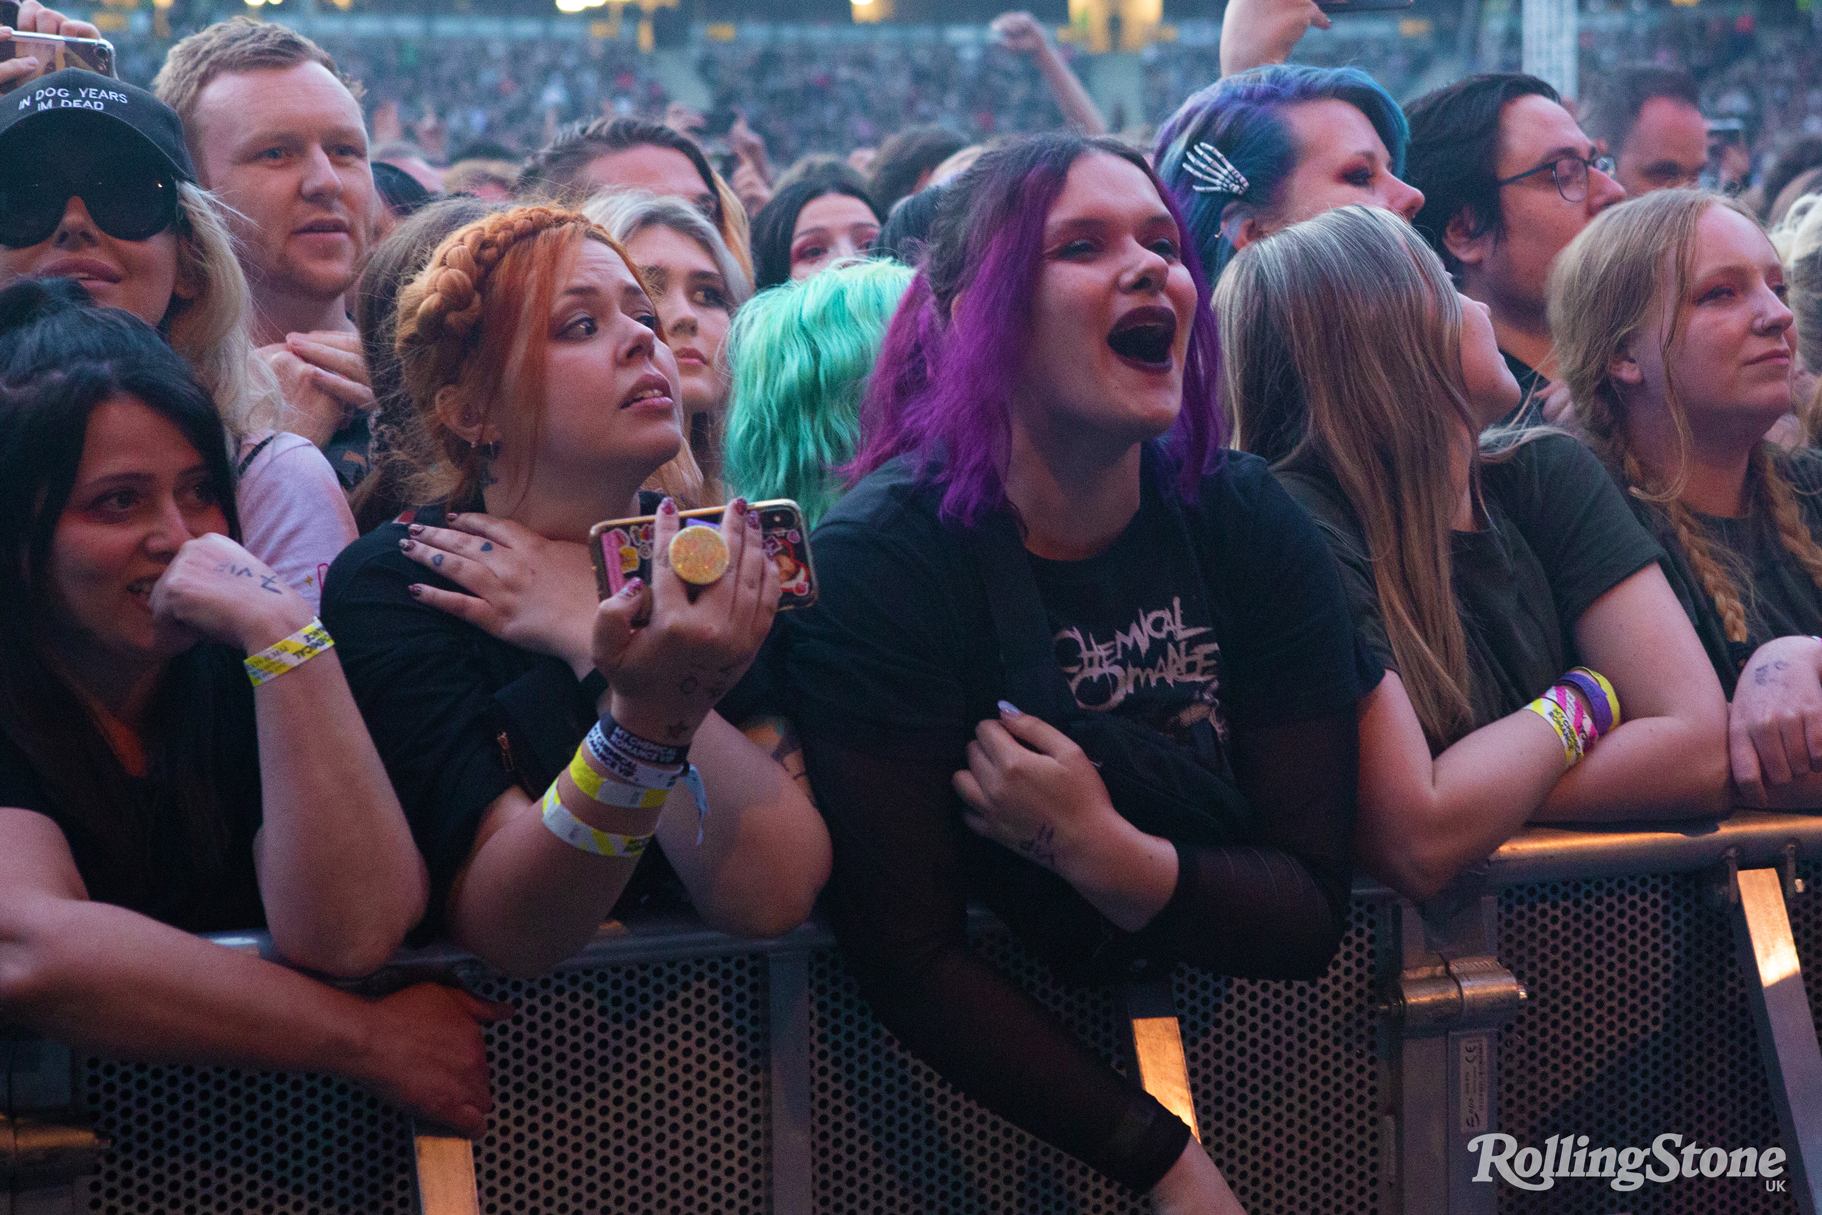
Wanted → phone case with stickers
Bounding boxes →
[589,500,817,610]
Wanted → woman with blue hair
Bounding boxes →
[1154,64,1423,278]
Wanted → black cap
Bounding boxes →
[0,69,196,183]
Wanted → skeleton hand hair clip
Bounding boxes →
[1183,141,1250,197]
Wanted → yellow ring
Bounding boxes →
[669,524,730,586]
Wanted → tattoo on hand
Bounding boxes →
[480,542,494,552]
[431,552,445,568]
[679,675,699,696]
[1754,659,1792,687]
[664,721,690,741]
[259,573,283,595]
[1015,822,1057,869]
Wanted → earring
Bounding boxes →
[474,440,502,460]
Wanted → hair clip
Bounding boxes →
[1183,141,1249,197]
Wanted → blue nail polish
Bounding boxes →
[997,700,1022,717]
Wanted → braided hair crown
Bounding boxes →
[390,205,628,506]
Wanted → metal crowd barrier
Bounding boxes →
[5,811,1822,1215]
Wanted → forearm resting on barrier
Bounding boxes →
[250,645,429,977]
[0,809,505,1134]
[446,712,828,976]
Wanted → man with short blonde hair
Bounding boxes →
[154,18,379,464]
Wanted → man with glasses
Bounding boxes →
[153,18,380,482]
[1580,66,1709,198]
[1405,74,1626,424]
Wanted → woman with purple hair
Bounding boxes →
[783,135,1376,1211]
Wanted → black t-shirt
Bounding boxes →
[784,448,1376,1193]
[1497,350,1548,429]
[0,645,267,933]
[1279,432,1665,742]
[789,450,1377,756]
[1620,448,1822,696]
[322,496,707,939]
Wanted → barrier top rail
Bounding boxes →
[191,810,1822,977]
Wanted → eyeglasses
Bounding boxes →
[1494,152,1617,203]
[0,164,180,249]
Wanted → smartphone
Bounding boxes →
[0,30,117,93]
[590,500,818,610]
[1315,0,1415,13]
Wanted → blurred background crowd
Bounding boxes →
[74,0,1822,187]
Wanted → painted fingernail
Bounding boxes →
[408,584,424,597]
[622,577,644,594]
[730,497,748,515]
[998,700,1023,718]
[398,538,413,551]
[747,508,761,529]
[660,498,677,515]
[446,511,461,521]
[408,523,424,535]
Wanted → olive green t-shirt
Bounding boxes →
[1278,432,1664,746]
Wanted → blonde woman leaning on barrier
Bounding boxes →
[1220,205,1729,903]
[1551,189,1822,810]
[322,207,828,977]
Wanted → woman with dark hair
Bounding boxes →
[785,135,1374,1211]
[1153,64,1422,279]
[750,178,884,291]
[0,279,501,1133]
[515,116,753,279]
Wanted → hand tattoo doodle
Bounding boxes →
[1015,822,1058,869]
[431,553,445,568]
[1753,659,1792,687]
[480,542,494,552]
[259,573,283,595]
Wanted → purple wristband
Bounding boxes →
[1559,670,1612,737]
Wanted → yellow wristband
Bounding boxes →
[569,746,670,811]
[1526,696,1581,769]
[244,618,334,687]
[540,783,653,857]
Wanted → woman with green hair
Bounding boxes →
[721,259,914,527]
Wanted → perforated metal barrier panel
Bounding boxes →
[1493,862,1822,1215]
[57,871,1814,1215]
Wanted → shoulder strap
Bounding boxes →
[959,510,1080,723]
[236,432,280,478]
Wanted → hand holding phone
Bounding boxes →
[591,499,786,747]
[591,499,817,611]
[0,28,116,93]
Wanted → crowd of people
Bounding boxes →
[4,0,1822,1209]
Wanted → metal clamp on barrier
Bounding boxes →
[2,1114,107,1189]
[1383,954,1527,1037]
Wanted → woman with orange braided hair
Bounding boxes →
[1552,190,1822,809]
[321,206,828,975]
